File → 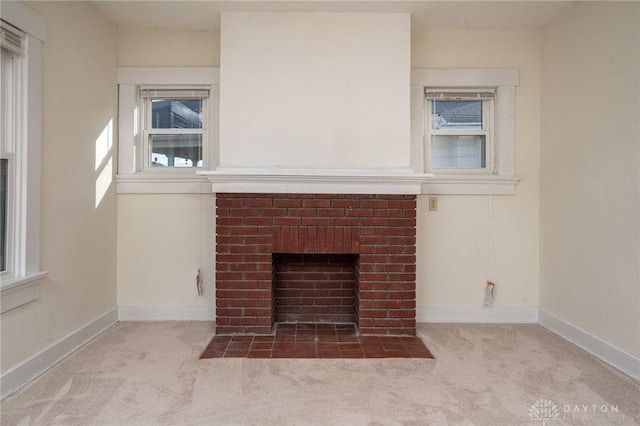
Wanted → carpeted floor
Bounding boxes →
[1,322,639,425]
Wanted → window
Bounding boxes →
[411,69,519,195]
[1,34,18,276]
[426,90,494,171]
[117,68,219,194]
[140,88,209,170]
[0,5,47,314]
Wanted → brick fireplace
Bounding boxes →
[215,193,417,336]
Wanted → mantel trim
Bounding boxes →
[198,167,432,194]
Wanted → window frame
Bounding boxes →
[1,45,20,278]
[0,3,48,314]
[425,89,495,174]
[117,68,219,194]
[411,69,520,195]
[139,87,209,171]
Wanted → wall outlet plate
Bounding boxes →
[428,196,438,211]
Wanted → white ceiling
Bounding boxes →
[92,1,577,31]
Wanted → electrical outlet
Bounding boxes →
[428,196,438,211]
[484,281,495,306]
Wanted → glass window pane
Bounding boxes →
[150,134,202,168]
[1,158,7,272]
[151,98,202,129]
[431,100,482,130]
[431,135,486,168]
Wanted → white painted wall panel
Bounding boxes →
[117,194,215,309]
[219,12,411,169]
[540,2,640,357]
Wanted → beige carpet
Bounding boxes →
[1,322,638,425]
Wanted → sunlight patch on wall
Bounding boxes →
[95,119,114,208]
[95,158,113,208]
[95,119,113,170]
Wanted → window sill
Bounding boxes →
[116,174,211,194]
[421,175,519,195]
[1,271,48,313]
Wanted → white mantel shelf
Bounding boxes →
[197,167,433,195]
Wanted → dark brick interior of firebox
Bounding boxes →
[272,253,358,326]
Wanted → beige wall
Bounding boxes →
[1,1,118,371]
[118,27,220,67]
[219,12,411,169]
[540,2,640,356]
[114,25,542,316]
[117,194,215,311]
[412,29,541,313]
[116,29,217,312]
[115,26,542,316]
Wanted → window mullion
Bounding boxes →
[147,128,203,135]
[431,129,489,136]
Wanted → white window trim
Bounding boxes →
[0,1,48,313]
[411,69,520,195]
[117,67,219,194]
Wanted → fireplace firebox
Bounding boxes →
[273,253,358,324]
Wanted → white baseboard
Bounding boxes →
[1,307,118,400]
[539,310,640,381]
[118,305,214,321]
[417,305,539,323]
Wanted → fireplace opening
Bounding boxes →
[272,253,358,328]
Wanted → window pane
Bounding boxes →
[431,100,482,130]
[151,98,202,129]
[431,135,486,168]
[150,134,202,168]
[1,159,7,272]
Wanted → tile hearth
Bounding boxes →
[200,323,434,359]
